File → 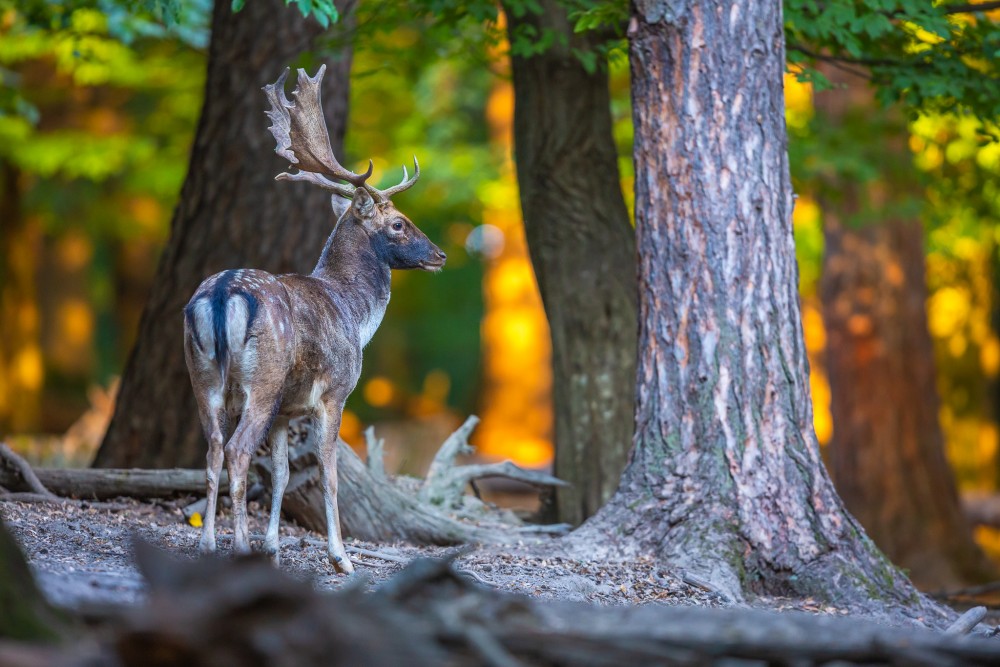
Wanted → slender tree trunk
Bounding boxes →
[94,0,353,468]
[0,163,43,434]
[506,1,637,525]
[815,71,994,590]
[570,0,921,608]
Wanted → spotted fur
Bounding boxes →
[184,187,445,571]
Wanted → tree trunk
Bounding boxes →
[816,73,993,589]
[506,1,637,525]
[569,0,922,609]
[0,518,68,642]
[94,0,353,468]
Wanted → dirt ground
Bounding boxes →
[6,494,992,636]
[2,496,729,612]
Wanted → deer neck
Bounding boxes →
[311,220,392,346]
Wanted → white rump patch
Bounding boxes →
[190,299,216,360]
[226,297,250,356]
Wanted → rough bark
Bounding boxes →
[94,0,353,468]
[506,1,637,525]
[814,68,994,590]
[567,0,923,610]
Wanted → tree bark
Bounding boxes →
[506,1,637,525]
[816,73,994,589]
[569,0,922,609]
[94,0,353,468]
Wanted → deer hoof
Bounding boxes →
[330,553,354,575]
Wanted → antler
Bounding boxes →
[263,66,373,199]
[365,156,420,203]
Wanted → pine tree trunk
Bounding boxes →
[94,0,353,468]
[506,1,637,525]
[814,70,994,590]
[570,0,920,608]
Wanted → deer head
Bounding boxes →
[263,66,445,272]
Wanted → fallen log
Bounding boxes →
[0,466,251,501]
[257,416,570,544]
[7,543,1000,667]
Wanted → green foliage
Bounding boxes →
[343,16,494,420]
[1,3,206,385]
[786,1,1000,125]
[231,0,339,29]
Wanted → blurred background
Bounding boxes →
[2,2,1000,576]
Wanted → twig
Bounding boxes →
[930,580,1000,600]
[0,443,58,499]
[347,544,410,564]
[0,492,68,504]
[293,535,412,565]
[945,606,987,636]
[456,569,492,587]
[364,426,386,479]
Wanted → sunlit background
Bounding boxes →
[2,6,1000,550]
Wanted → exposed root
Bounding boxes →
[0,443,57,499]
[274,415,569,545]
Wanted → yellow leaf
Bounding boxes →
[188,512,203,528]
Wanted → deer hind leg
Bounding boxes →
[263,416,290,564]
[225,393,279,555]
[194,390,226,554]
[317,397,353,574]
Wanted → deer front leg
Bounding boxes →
[317,399,353,574]
[263,416,290,564]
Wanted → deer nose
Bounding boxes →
[435,249,447,262]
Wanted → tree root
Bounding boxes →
[0,444,57,500]
[269,415,569,544]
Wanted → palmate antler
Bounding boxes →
[264,66,420,203]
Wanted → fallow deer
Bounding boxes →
[183,66,446,573]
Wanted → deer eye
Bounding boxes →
[392,221,404,232]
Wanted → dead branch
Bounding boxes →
[275,418,569,545]
[0,444,57,499]
[418,416,566,511]
[0,467,252,501]
[73,549,1000,667]
[364,426,385,480]
[945,606,988,636]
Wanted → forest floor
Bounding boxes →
[0,494,904,622]
[2,496,734,612]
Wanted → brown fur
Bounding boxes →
[184,189,444,571]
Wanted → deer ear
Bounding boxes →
[330,194,350,221]
[351,188,376,224]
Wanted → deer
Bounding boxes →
[183,66,446,573]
